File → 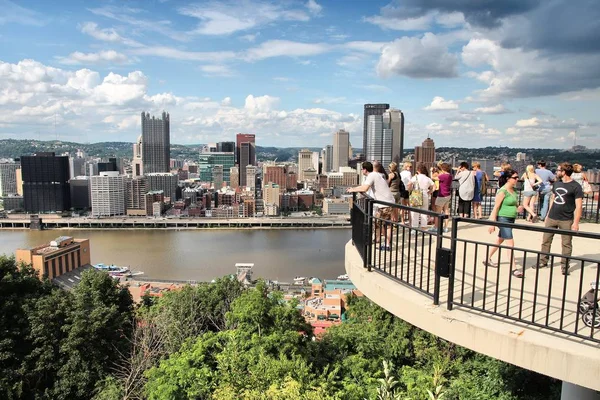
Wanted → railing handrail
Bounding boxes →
[453,216,600,241]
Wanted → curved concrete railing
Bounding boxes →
[345,240,600,391]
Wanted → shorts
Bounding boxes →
[497,216,515,239]
[457,198,471,215]
[376,207,393,221]
[432,190,439,198]
[435,196,451,207]
[400,190,409,199]
[391,191,401,203]
[523,190,537,198]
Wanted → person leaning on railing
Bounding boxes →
[347,161,397,251]
[530,162,583,276]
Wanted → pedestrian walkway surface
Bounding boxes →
[371,220,600,342]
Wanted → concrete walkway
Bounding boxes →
[370,219,600,342]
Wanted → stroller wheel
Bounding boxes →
[579,300,593,314]
[582,309,600,329]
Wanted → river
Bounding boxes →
[0,229,351,282]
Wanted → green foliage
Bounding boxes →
[0,257,133,400]
[1,263,562,400]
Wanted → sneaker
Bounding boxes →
[443,228,449,233]
[482,259,498,268]
[530,263,547,270]
[427,227,437,233]
[379,245,392,251]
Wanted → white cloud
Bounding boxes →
[57,50,132,65]
[306,0,322,16]
[0,0,45,26]
[239,33,258,42]
[130,46,235,62]
[423,96,459,111]
[516,117,539,127]
[473,104,511,114]
[377,33,458,79]
[79,22,142,47]
[180,1,312,36]
[0,59,362,145]
[200,65,236,77]
[364,14,434,31]
[312,97,346,105]
[244,40,331,61]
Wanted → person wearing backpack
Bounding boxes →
[472,162,488,219]
[456,162,475,218]
[407,163,434,230]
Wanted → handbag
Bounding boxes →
[409,177,423,207]
[582,180,592,195]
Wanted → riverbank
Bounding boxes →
[0,216,351,230]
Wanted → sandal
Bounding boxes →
[482,259,498,268]
[512,268,524,279]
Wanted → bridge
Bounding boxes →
[346,194,600,400]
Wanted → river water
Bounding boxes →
[0,229,351,282]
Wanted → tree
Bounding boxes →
[53,269,133,399]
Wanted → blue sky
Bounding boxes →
[0,0,599,149]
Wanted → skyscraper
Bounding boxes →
[264,165,287,189]
[146,173,178,203]
[322,145,333,173]
[141,111,170,174]
[230,167,239,189]
[363,103,389,158]
[91,172,126,217]
[126,176,147,214]
[237,133,256,187]
[21,153,70,213]
[415,137,436,171]
[0,162,19,196]
[333,129,350,172]
[387,108,405,163]
[132,135,143,177]
[217,141,235,153]
[298,149,313,181]
[366,114,393,167]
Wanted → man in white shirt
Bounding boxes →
[347,161,396,251]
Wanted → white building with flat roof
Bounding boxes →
[91,171,125,217]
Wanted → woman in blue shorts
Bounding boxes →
[483,169,524,277]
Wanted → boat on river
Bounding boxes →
[94,263,144,277]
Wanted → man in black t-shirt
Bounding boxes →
[532,162,583,275]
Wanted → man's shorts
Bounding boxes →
[435,196,451,207]
[377,207,393,221]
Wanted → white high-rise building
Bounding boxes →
[298,149,313,181]
[132,135,143,177]
[333,129,349,171]
[91,172,126,217]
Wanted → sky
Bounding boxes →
[0,0,599,150]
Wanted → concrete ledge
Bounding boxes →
[345,240,600,391]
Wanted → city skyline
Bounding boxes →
[0,0,599,149]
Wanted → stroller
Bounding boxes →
[579,282,600,329]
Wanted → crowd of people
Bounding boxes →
[347,158,590,278]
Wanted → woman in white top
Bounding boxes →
[571,163,588,188]
[407,164,435,229]
[520,165,542,223]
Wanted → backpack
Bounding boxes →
[480,172,488,196]
[409,177,423,207]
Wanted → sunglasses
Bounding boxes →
[509,176,518,179]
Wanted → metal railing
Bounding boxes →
[351,194,600,342]
[447,180,600,223]
[352,194,447,305]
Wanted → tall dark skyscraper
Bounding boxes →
[141,111,170,174]
[217,141,235,153]
[21,152,71,212]
[236,133,256,187]
[363,103,390,159]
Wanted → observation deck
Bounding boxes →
[346,194,600,398]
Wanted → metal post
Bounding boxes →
[366,198,373,272]
[447,217,460,310]
[433,214,446,305]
